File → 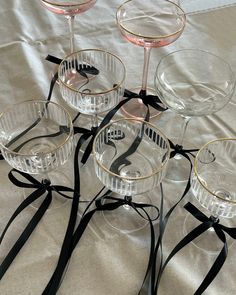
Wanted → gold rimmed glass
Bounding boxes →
[116,0,186,119]
[40,0,97,53]
[184,138,236,252]
[93,118,170,232]
[155,49,236,182]
[58,48,126,128]
[0,100,74,210]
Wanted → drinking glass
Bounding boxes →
[116,0,186,119]
[155,49,235,181]
[185,138,236,252]
[0,100,74,209]
[93,118,170,232]
[40,0,97,53]
[58,48,126,128]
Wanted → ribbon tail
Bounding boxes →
[194,241,227,295]
[0,192,52,280]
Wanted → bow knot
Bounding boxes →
[209,215,219,225]
[168,139,199,159]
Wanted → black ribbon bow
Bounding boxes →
[0,169,74,280]
[123,89,167,112]
[168,139,199,159]
[157,202,236,295]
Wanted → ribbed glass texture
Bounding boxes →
[191,138,236,218]
[58,49,125,115]
[94,119,170,196]
[0,100,74,174]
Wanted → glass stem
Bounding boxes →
[66,15,75,53]
[91,114,98,128]
[177,116,191,147]
[141,46,152,93]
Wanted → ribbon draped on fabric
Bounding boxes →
[157,202,236,295]
[0,169,74,280]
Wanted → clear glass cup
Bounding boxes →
[116,0,186,119]
[40,0,97,53]
[0,100,74,209]
[93,118,170,232]
[58,48,126,128]
[155,49,236,181]
[184,138,236,252]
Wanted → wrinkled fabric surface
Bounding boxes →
[0,0,235,294]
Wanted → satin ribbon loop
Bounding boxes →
[123,89,167,112]
[8,168,74,200]
[95,194,160,222]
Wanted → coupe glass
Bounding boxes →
[116,0,186,119]
[155,49,235,181]
[58,48,126,128]
[185,138,236,252]
[40,0,97,53]
[0,100,74,210]
[93,118,170,232]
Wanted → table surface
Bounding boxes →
[0,1,236,294]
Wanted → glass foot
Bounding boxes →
[23,170,73,211]
[121,87,162,120]
[101,193,155,233]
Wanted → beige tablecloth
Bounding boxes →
[0,1,235,294]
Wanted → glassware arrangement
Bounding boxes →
[116,0,186,119]
[0,100,74,209]
[40,0,97,53]
[58,48,126,128]
[185,138,236,252]
[93,118,170,232]
[155,49,236,181]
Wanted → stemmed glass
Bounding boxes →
[116,0,186,119]
[58,48,126,129]
[155,49,236,181]
[184,138,236,252]
[0,100,74,209]
[40,0,97,53]
[93,118,170,232]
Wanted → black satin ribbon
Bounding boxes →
[0,169,74,280]
[42,191,160,295]
[123,89,167,112]
[157,202,236,295]
[139,140,199,295]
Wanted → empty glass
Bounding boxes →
[0,100,74,209]
[155,49,235,181]
[58,48,126,128]
[185,138,236,252]
[40,0,97,53]
[93,118,170,232]
[116,0,186,119]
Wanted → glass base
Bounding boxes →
[101,193,155,233]
[121,87,162,120]
[183,212,234,253]
[23,171,72,211]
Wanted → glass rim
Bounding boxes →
[93,118,170,181]
[194,137,236,204]
[155,48,236,104]
[116,0,186,40]
[40,0,94,7]
[0,100,74,157]
[58,48,126,95]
